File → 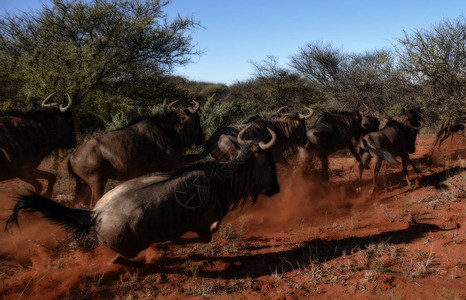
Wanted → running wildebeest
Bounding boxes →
[304,105,379,180]
[68,100,205,207]
[6,126,280,264]
[430,117,465,155]
[0,93,76,197]
[358,106,422,193]
[202,107,314,166]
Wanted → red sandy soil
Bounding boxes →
[0,134,465,299]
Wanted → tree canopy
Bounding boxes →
[0,0,200,110]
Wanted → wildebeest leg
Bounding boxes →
[74,179,92,207]
[358,151,372,191]
[19,169,56,197]
[87,175,108,207]
[320,155,329,180]
[112,254,145,266]
[401,155,412,187]
[347,142,361,162]
[39,170,56,198]
[405,155,421,174]
[371,156,383,194]
[438,133,450,149]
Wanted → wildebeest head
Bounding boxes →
[168,100,205,146]
[237,126,280,198]
[275,106,314,146]
[41,93,77,149]
[394,105,422,130]
[354,104,377,136]
[361,115,380,136]
[392,105,422,153]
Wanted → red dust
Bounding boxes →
[0,134,465,299]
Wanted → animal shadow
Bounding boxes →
[141,222,454,279]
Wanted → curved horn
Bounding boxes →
[275,106,288,115]
[338,103,347,112]
[258,128,277,151]
[237,125,252,145]
[298,107,314,119]
[380,109,391,119]
[188,100,200,114]
[359,103,370,115]
[59,94,73,112]
[167,100,178,110]
[41,92,56,107]
[401,104,409,113]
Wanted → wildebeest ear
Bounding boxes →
[228,137,241,150]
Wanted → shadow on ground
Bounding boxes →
[140,222,455,279]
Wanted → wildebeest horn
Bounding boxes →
[359,103,370,115]
[380,109,391,119]
[276,106,288,115]
[188,100,200,114]
[167,100,178,110]
[338,104,347,112]
[401,104,409,113]
[237,125,252,145]
[59,94,73,112]
[258,128,277,151]
[298,107,314,119]
[41,92,57,107]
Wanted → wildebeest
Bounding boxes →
[304,105,379,180]
[0,93,76,197]
[68,100,205,207]
[6,126,279,263]
[358,106,422,193]
[202,107,314,166]
[430,117,465,155]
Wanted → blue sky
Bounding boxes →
[1,0,464,85]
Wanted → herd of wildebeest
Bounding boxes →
[1,93,464,263]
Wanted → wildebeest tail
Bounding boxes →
[361,136,400,165]
[5,192,94,238]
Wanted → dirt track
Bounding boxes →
[1,134,465,299]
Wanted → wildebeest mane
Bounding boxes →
[110,110,183,131]
[391,111,421,129]
[148,145,258,210]
[313,111,359,127]
[244,117,302,148]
